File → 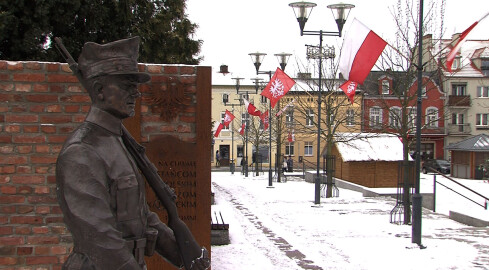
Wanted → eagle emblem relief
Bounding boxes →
[149,76,191,122]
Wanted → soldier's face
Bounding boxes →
[98,75,140,119]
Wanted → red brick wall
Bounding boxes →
[0,60,209,269]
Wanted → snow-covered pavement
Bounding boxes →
[210,172,489,270]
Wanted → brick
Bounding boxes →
[59,126,75,133]
[27,236,59,245]
[35,206,51,215]
[0,245,15,255]
[13,73,45,82]
[25,94,58,103]
[0,236,24,245]
[51,246,67,255]
[10,216,42,224]
[67,85,83,93]
[32,226,49,233]
[2,125,20,134]
[15,84,32,92]
[13,135,45,144]
[48,135,68,143]
[60,95,90,103]
[35,145,50,153]
[23,125,39,133]
[0,165,15,173]
[45,217,64,224]
[147,65,162,73]
[47,74,78,83]
[17,206,34,215]
[164,66,179,74]
[0,206,16,214]
[28,195,57,204]
[0,175,11,184]
[25,62,42,70]
[50,84,64,93]
[29,104,45,112]
[0,226,13,235]
[0,135,12,143]
[0,185,16,194]
[180,115,195,123]
[0,145,14,153]
[40,124,56,133]
[16,165,32,174]
[0,60,6,69]
[46,104,62,112]
[33,83,49,92]
[7,62,23,71]
[34,167,49,174]
[181,66,195,75]
[34,186,50,194]
[25,256,58,265]
[0,256,18,265]
[11,105,27,113]
[17,186,33,194]
[15,226,31,234]
[50,225,66,234]
[0,195,25,203]
[17,145,33,154]
[0,93,22,102]
[5,114,39,123]
[30,156,57,164]
[12,175,45,184]
[47,63,60,72]
[64,105,80,113]
[35,246,50,255]
[17,246,33,256]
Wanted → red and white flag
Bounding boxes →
[223,109,235,127]
[261,68,296,108]
[446,12,489,72]
[276,98,296,117]
[287,131,295,142]
[339,18,387,85]
[260,110,269,130]
[238,123,245,135]
[213,122,224,137]
[243,98,261,116]
[339,80,358,104]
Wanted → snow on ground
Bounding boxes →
[210,171,489,270]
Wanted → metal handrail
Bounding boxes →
[430,168,489,211]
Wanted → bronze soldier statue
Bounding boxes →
[56,37,210,270]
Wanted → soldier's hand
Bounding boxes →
[189,247,210,270]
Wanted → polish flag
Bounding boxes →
[287,131,295,142]
[339,80,358,104]
[223,109,235,127]
[446,12,489,72]
[261,68,296,108]
[213,122,224,137]
[260,110,269,130]
[276,98,296,117]
[238,123,245,135]
[339,18,387,85]
[243,98,261,116]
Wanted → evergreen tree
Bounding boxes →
[0,0,202,64]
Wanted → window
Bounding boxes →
[346,109,355,126]
[476,113,489,126]
[285,108,294,124]
[241,113,250,127]
[220,112,229,130]
[408,107,417,129]
[369,107,382,127]
[451,57,460,70]
[261,95,268,104]
[306,109,314,126]
[477,86,489,98]
[425,107,438,128]
[222,93,229,104]
[304,142,313,156]
[285,143,294,156]
[452,113,464,125]
[239,93,249,105]
[382,80,390,94]
[389,107,401,128]
[452,84,466,96]
[422,86,427,96]
[482,60,489,76]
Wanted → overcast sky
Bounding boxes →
[185,0,489,85]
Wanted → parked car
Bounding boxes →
[422,159,451,174]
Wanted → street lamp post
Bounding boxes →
[224,79,242,175]
[234,77,254,178]
[250,77,264,177]
[249,52,291,187]
[289,1,354,204]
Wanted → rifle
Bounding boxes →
[54,37,208,270]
